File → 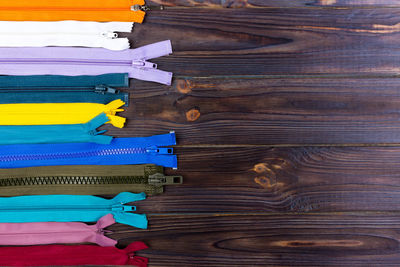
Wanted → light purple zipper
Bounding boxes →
[0,40,173,85]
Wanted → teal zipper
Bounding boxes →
[0,73,129,89]
[0,85,129,106]
[0,73,130,106]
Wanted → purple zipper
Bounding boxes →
[0,40,173,85]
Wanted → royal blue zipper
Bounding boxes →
[0,132,177,169]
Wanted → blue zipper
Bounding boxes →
[0,132,177,169]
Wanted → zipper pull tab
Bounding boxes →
[148,173,183,185]
[132,60,158,69]
[102,31,118,39]
[146,146,173,154]
[112,204,136,212]
[131,4,164,11]
[88,129,107,136]
[95,85,120,94]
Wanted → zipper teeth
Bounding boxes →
[0,7,131,11]
[0,176,147,186]
[0,148,147,162]
[0,89,94,92]
[0,59,132,65]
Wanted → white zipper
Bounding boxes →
[0,21,133,51]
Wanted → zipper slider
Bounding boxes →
[132,60,157,69]
[146,146,173,154]
[131,4,164,11]
[112,205,136,212]
[101,32,118,39]
[95,85,120,94]
[148,173,183,185]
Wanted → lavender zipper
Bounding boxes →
[0,40,173,85]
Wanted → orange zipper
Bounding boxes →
[0,0,146,22]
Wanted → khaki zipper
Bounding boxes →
[0,164,182,196]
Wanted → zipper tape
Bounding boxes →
[0,132,178,169]
[0,40,173,85]
[0,21,133,50]
[0,113,112,145]
[0,73,129,89]
[0,89,129,106]
[0,192,148,229]
[0,0,147,23]
[0,99,126,128]
[0,164,183,196]
[0,214,117,247]
[0,241,148,267]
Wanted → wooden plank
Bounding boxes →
[106,77,400,145]
[109,213,400,266]
[125,8,400,76]
[131,146,400,213]
[146,0,400,8]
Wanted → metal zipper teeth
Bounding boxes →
[0,176,148,187]
[0,148,147,162]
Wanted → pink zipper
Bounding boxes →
[0,213,117,246]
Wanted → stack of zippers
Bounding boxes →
[0,1,181,266]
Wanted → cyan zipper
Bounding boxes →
[0,192,148,228]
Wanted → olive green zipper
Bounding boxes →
[0,164,182,196]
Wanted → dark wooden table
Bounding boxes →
[105,1,400,266]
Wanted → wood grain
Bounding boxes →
[111,3,400,267]
[129,146,400,213]
[104,77,400,145]
[125,8,400,77]
[108,213,400,266]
